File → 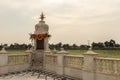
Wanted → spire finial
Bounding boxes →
[40,12,45,21]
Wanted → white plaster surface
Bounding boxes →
[35,21,49,34]
[0,54,8,66]
[64,67,82,79]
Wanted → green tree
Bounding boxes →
[109,39,115,48]
[63,44,70,50]
[104,41,110,48]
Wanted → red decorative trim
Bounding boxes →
[30,33,51,40]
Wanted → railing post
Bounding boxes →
[56,48,68,75]
[0,48,8,74]
[53,48,58,54]
[83,48,98,80]
[44,50,52,69]
[25,48,33,66]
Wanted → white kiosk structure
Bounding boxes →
[30,13,50,68]
[34,13,49,51]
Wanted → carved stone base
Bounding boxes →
[31,50,44,68]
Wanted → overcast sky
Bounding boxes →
[0,0,120,45]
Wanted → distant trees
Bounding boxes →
[62,44,70,50]
[92,42,104,49]
[0,43,32,50]
[0,39,120,50]
[104,41,110,48]
[49,42,89,50]
[92,39,120,50]
[1,42,87,50]
[109,39,116,48]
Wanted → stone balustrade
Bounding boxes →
[0,48,30,75]
[95,57,120,75]
[8,54,29,65]
[44,49,120,80]
[64,55,84,69]
[45,54,57,65]
[1,48,120,80]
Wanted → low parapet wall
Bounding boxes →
[0,49,120,80]
[44,54,83,79]
[0,63,29,75]
[44,50,120,80]
[0,53,30,75]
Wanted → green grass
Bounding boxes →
[7,49,25,54]
[7,49,120,58]
[94,50,120,58]
[67,50,87,55]
[67,50,120,58]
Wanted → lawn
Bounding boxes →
[7,49,120,58]
[67,50,120,58]
[7,49,26,54]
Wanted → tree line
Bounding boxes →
[49,42,90,50]
[92,39,120,50]
[0,42,90,50]
[0,39,120,50]
[0,43,32,50]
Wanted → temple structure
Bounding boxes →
[30,13,50,68]
[34,13,49,51]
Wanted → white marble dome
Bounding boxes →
[34,20,49,34]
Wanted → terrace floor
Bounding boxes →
[0,72,53,80]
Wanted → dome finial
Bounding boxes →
[40,12,45,21]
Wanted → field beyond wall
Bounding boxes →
[7,49,120,58]
[68,50,120,58]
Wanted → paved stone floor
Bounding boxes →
[0,72,53,80]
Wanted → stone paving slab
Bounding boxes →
[0,73,53,80]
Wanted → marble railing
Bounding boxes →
[8,54,29,65]
[95,57,120,75]
[45,54,57,65]
[64,55,84,69]
[45,54,84,69]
